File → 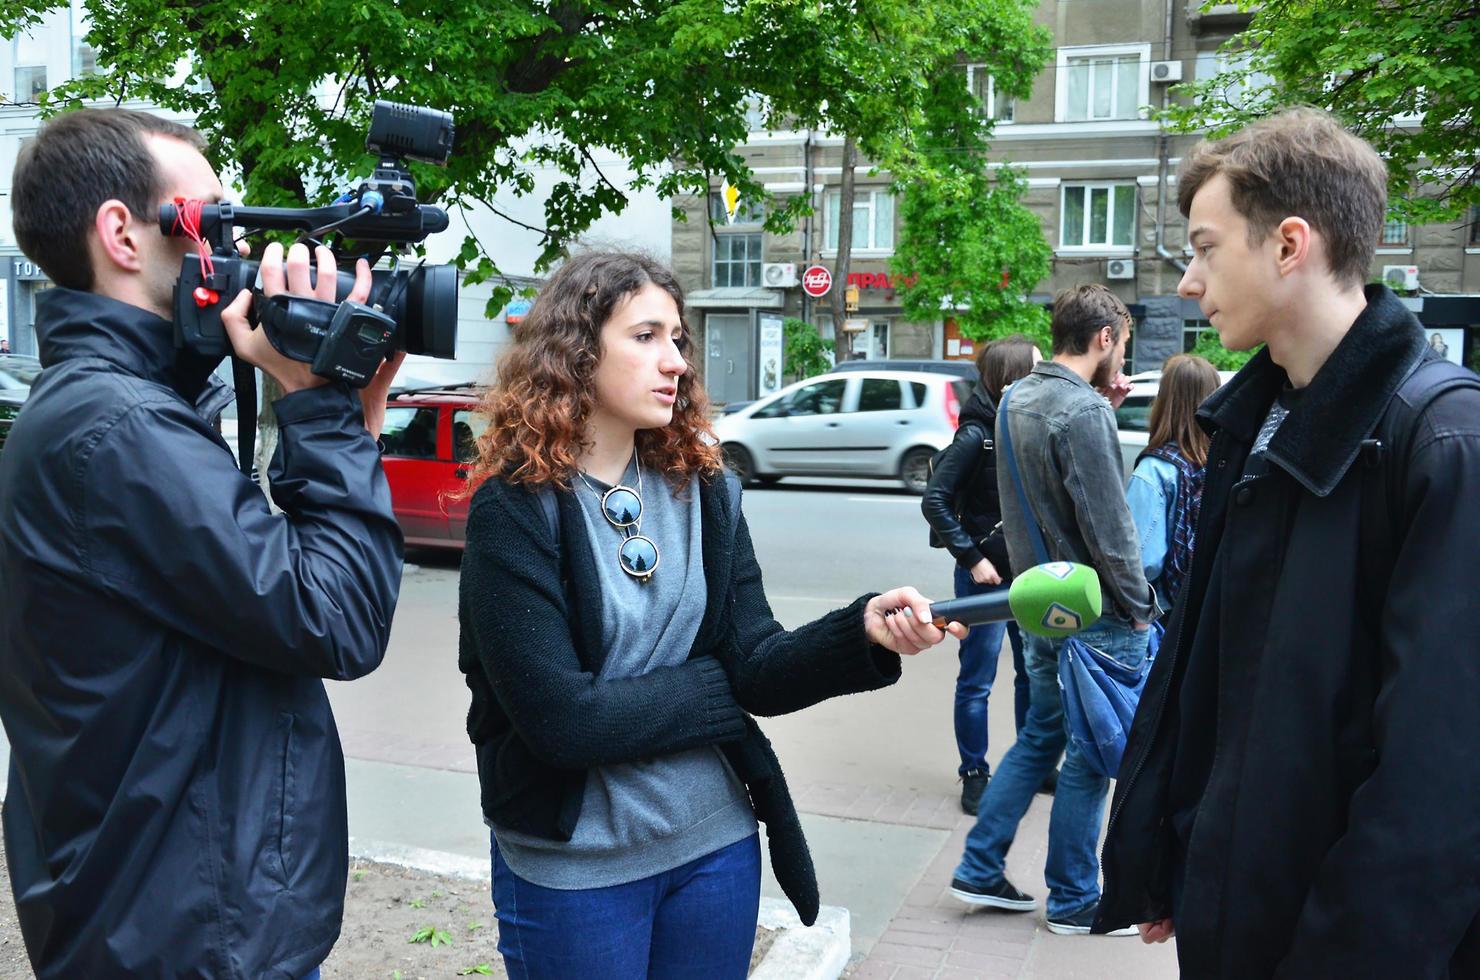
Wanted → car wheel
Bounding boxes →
[723,444,757,486]
[900,447,934,494]
[756,474,782,486]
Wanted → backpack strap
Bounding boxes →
[538,484,560,546]
[1358,354,1480,622]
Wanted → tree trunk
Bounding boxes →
[829,136,859,363]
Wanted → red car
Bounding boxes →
[379,385,485,548]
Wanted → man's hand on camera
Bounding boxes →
[221,242,372,396]
[359,351,406,442]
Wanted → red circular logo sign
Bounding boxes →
[801,265,833,298]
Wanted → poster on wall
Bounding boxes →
[756,313,784,396]
[1426,328,1464,365]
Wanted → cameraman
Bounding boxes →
[0,108,404,977]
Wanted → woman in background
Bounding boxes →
[1126,353,1220,614]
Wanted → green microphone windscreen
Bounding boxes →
[1007,562,1103,637]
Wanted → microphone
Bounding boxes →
[929,561,1103,638]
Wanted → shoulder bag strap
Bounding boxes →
[996,383,1052,566]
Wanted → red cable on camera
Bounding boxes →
[172,196,220,306]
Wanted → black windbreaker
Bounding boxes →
[0,289,402,978]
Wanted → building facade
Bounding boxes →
[673,0,1480,405]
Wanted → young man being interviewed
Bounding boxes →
[1095,109,1480,976]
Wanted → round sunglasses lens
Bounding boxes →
[602,488,642,527]
[618,535,659,577]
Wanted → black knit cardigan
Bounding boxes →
[458,471,902,924]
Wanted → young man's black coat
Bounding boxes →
[1095,286,1480,977]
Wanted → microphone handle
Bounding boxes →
[928,589,1014,627]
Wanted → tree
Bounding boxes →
[1161,0,1480,225]
[829,137,860,361]
[893,54,1053,354]
[1189,329,1257,372]
[781,317,833,382]
[4,0,1059,311]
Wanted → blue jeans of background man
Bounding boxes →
[491,832,761,980]
[953,564,1029,775]
[953,619,1149,918]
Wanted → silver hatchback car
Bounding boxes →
[712,369,971,492]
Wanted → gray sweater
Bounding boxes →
[491,462,757,888]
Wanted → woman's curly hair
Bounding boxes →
[459,250,722,496]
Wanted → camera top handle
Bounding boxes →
[157,201,450,254]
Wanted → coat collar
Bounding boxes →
[1197,284,1428,497]
[35,287,224,400]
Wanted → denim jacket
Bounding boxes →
[1126,454,1178,607]
[996,361,1160,623]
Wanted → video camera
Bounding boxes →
[160,101,459,387]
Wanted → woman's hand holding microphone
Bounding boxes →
[864,587,968,656]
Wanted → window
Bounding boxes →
[754,378,847,418]
[857,378,903,412]
[826,189,895,252]
[963,64,1014,124]
[379,407,439,459]
[709,192,763,288]
[1058,45,1148,122]
[1122,325,1136,377]
[1380,218,1409,246]
[909,382,928,407]
[452,409,488,464]
[709,192,764,226]
[13,31,47,100]
[1184,318,1212,353]
[1194,51,1275,113]
[72,4,96,78]
[1470,206,1480,245]
[1115,395,1154,433]
[1061,183,1136,249]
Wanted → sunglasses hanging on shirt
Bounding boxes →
[579,455,660,583]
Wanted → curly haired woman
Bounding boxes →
[457,250,965,979]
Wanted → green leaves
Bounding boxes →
[1163,0,1479,223]
[781,318,835,382]
[20,0,1056,286]
[892,61,1053,350]
[457,966,495,976]
[408,925,452,947]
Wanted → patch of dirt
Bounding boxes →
[0,839,781,978]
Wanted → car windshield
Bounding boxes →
[1115,395,1154,432]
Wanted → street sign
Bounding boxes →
[801,265,832,297]
[842,318,869,333]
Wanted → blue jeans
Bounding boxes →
[298,970,320,980]
[953,565,1029,775]
[953,619,1150,918]
[491,833,761,979]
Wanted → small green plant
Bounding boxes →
[352,870,366,882]
[457,966,495,976]
[782,317,835,383]
[408,925,453,947]
[431,890,443,899]
[467,920,485,932]
[409,897,427,909]
[392,972,403,980]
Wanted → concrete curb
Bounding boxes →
[349,838,851,979]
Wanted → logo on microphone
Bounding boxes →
[1042,602,1082,632]
[1041,562,1074,580]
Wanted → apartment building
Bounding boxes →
[673,0,1480,405]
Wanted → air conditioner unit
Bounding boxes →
[1382,264,1420,290]
[761,262,798,288]
[1151,60,1184,83]
[1106,259,1136,280]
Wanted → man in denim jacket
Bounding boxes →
[949,284,1160,935]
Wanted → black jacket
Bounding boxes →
[920,385,1010,574]
[458,473,902,924]
[1096,286,1480,977]
[0,290,403,978]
